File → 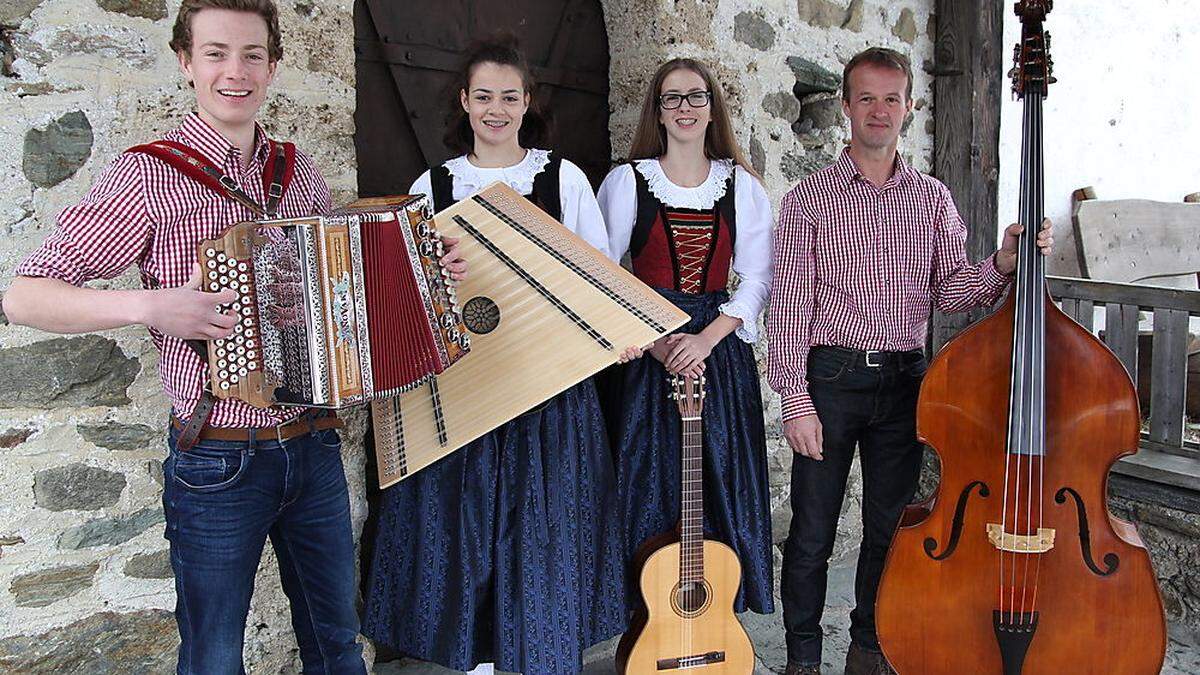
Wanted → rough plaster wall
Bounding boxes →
[998,1,1200,277]
[600,0,937,571]
[0,0,361,670]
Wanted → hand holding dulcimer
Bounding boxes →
[875,2,1167,674]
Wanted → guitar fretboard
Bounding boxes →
[679,414,705,583]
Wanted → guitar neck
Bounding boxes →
[680,414,705,583]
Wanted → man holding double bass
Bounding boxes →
[767,46,1053,675]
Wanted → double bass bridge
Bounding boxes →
[986,523,1056,553]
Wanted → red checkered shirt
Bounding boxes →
[766,148,1010,422]
[15,113,332,427]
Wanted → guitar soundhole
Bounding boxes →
[673,580,710,616]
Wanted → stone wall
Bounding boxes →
[0,0,359,671]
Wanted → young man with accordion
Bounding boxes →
[2,1,464,671]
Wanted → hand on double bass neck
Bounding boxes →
[995,217,1054,276]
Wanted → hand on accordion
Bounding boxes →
[143,263,239,341]
[439,235,468,282]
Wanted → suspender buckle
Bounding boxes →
[268,182,283,200]
[219,175,238,192]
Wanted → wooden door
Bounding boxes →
[353,0,612,196]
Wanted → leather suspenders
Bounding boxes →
[127,138,295,450]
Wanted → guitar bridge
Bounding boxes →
[656,651,726,670]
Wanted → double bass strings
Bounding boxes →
[1002,85,1046,626]
[1002,87,1048,627]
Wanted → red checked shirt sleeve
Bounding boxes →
[14,153,152,285]
[294,150,333,216]
[928,179,1009,312]
[767,188,818,421]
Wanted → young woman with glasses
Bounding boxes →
[597,58,775,616]
[362,36,628,675]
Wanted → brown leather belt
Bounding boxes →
[171,413,343,445]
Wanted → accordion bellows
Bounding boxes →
[198,194,467,408]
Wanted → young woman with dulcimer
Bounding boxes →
[597,57,776,640]
[361,36,630,675]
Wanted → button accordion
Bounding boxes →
[196,194,468,408]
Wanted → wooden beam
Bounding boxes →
[1047,276,1200,314]
[929,0,1005,352]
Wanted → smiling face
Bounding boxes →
[658,67,711,148]
[177,8,276,140]
[460,61,529,153]
[842,63,912,152]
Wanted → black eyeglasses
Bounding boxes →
[659,91,712,110]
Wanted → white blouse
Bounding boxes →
[410,148,613,262]
[596,159,774,343]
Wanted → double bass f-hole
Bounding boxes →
[923,480,990,560]
[1054,487,1120,576]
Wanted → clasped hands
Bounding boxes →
[616,332,713,381]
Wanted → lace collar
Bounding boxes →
[443,148,552,195]
[634,158,734,210]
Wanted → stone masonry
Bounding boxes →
[1,0,1195,672]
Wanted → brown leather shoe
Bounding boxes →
[844,642,897,675]
[784,663,821,675]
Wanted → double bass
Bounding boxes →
[875,2,1167,673]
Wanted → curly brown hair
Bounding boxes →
[169,0,284,63]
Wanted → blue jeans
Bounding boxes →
[781,347,927,666]
[163,423,364,674]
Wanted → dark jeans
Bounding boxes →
[781,347,926,666]
[163,423,364,674]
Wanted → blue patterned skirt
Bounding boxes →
[362,380,627,674]
[611,289,775,614]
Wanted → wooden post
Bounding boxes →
[928,0,1006,352]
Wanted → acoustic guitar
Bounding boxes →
[616,375,755,674]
